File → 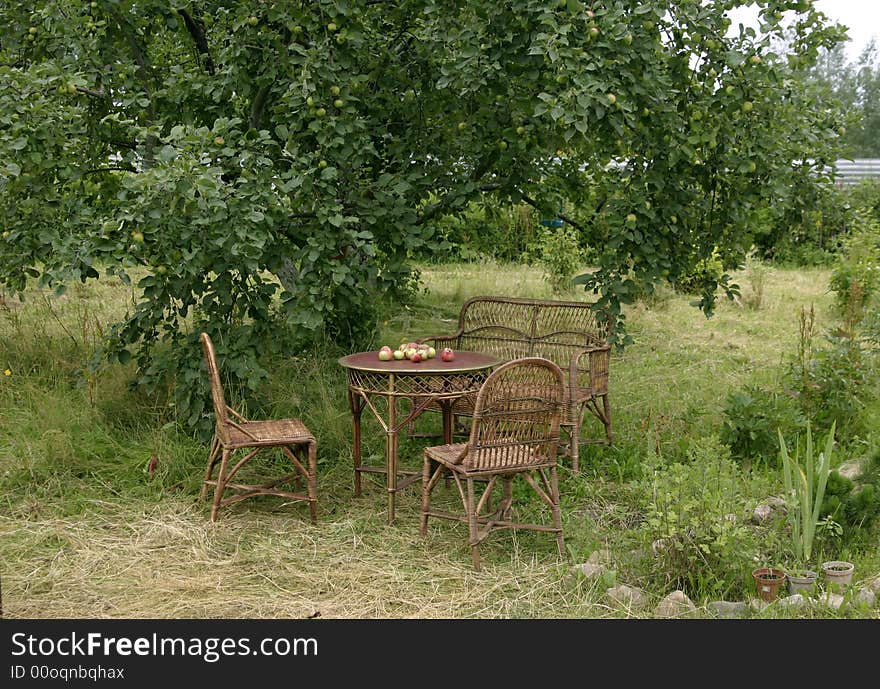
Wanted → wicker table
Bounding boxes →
[338,351,500,523]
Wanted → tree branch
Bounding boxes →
[249,82,273,130]
[518,191,587,232]
[178,9,215,75]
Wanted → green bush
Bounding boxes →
[672,248,725,295]
[537,226,584,295]
[720,386,805,465]
[829,212,880,326]
[638,437,763,599]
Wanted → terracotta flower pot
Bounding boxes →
[752,567,786,602]
[821,561,854,593]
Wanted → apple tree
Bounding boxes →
[0,0,848,432]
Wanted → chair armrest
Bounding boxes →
[568,342,611,399]
[226,405,250,423]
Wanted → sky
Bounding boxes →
[728,0,879,63]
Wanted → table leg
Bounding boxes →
[387,373,397,523]
[348,388,364,497]
[440,400,454,445]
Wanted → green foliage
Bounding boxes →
[639,437,762,599]
[0,0,852,428]
[829,212,880,326]
[741,253,769,310]
[672,248,725,295]
[538,226,583,295]
[779,422,835,565]
[819,452,880,547]
[720,386,804,464]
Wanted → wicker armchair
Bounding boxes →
[418,296,611,473]
[420,357,566,570]
[199,332,317,523]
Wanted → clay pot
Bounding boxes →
[821,561,854,593]
[752,567,786,602]
[786,569,818,595]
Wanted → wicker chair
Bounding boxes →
[420,357,566,570]
[418,295,611,473]
[198,332,317,523]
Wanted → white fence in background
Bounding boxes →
[834,159,880,186]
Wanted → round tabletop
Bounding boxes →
[338,350,500,374]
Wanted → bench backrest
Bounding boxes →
[456,296,606,371]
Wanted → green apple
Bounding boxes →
[318,159,328,169]
[315,107,326,117]
[327,22,337,32]
[626,213,637,225]
[378,346,393,361]
[427,347,436,359]
[247,16,258,26]
[742,101,753,113]
[306,96,315,107]
[334,99,344,108]
[131,231,145,243]
[393,349,405,360]
[606,93,617,105]
[330,85,341,96]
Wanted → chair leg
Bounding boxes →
[210,448,231,523]
[200,436,221,501]
[420,454,432,536]
[467,477,481,571]
[307,441,318,525]
[602,395,612,443]
[570,418,580,475]
[501,476,513,520]
[549,466,565,558]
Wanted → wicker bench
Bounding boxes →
[419,295,612,472]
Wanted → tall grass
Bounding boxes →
[1,263,877,619]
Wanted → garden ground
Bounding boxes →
[1,261,877,618]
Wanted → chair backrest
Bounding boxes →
[456,296,606,370]
[464,357,565,471]
[200,332,228,427]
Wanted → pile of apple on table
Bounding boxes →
[378,342,454,363]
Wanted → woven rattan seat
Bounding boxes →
[420,358,566,570]
[199,332,317,523]
[419,296,612,472]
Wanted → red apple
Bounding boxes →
[378,346,393,361]
[410,352,422,363]
[440,348,455,362]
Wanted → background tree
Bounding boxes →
[0,1,849,432]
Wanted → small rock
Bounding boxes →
[605,584,648,610]
[779,594,807,608]
[818,592,845,610]
[864,576,880,594]
[751,504,773,524]
[837,460,863,481]
[765,496,787,510]
[854,588,876,608]
[587,549,613,565]
[574,562,606,579]
[654,590,697,618]
[708,601,748,619]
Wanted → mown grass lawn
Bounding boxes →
[1,261,877,619]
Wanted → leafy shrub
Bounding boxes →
[720,386,804,465]
[741,252,769,310]
[820,452,880,547]
[672,248,725,295]
[639,437,762,599]
[829,212,880,326]
[537,226,584,295]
